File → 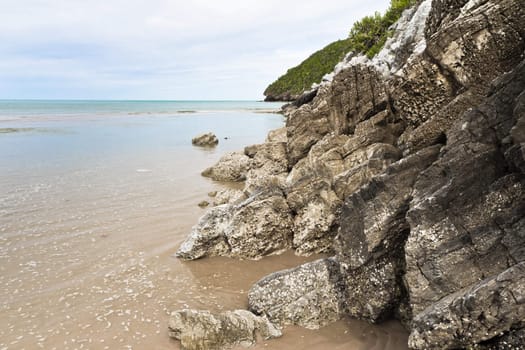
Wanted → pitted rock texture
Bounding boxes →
[168,309,281,350]
[176,189,293,260]
[248,258,344,329]
[405,60,525,316]
[408,262,525,349]
[334,146,441,323]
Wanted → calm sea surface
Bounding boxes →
[0,100,408,350]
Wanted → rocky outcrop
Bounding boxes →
[168,309,281,350]
[192,132,219,147]
[173,0,525,349]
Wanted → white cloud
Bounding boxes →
[0,0,391,99]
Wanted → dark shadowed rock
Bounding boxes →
[405,60,525,316]
[335,145,441,323]
[409,262,525,349]
[168,309,281,350]
[292,88,318,108]
[192,132,219,147]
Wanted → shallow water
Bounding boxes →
[0,101,408,350]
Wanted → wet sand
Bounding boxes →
[0,113,408,350]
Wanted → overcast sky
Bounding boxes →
[0,0,391,100]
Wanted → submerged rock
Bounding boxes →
[197,200,209,208]
[168,309,281,350]
[192,132,219,147]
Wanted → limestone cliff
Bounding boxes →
[172,0,525,349]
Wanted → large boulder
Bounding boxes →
[168,309,281,350]
[176,189,293,260]
[248,258,344,329]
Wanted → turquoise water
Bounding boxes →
[0,100,284,120]
[0,100,285,177]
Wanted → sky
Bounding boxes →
[0,0,391,100]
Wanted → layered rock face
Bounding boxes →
[174,0,525,348]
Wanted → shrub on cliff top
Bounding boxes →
[263,39,356,99]
[349,0,418,58]
[264,0,418,100]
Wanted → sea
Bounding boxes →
[0,100,408,350]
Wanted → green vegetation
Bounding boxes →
[264,0,418,100]
[264,39,357,99]
[349,0,418,58]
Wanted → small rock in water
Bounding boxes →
[207,191,217,198]
[192,133,219,147]
[197,201,209,208]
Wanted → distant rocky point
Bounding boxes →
[191,132,218,147]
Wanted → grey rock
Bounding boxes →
[335,146,441,323]
[265,127,288,143]
[168,309,281,350]
[212,188,246,206]
[201,152,252,182]
[176,190,293,260]
[405,60,525,316]
[285,62,391,166]
[175,1,525,349]
[176,205,233,260]
[408,262,525,350]
[192,132,219,147]
[248,258,344,329]
[473,325,525,350]
[243,142,289,193]
[244,142,288,174]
